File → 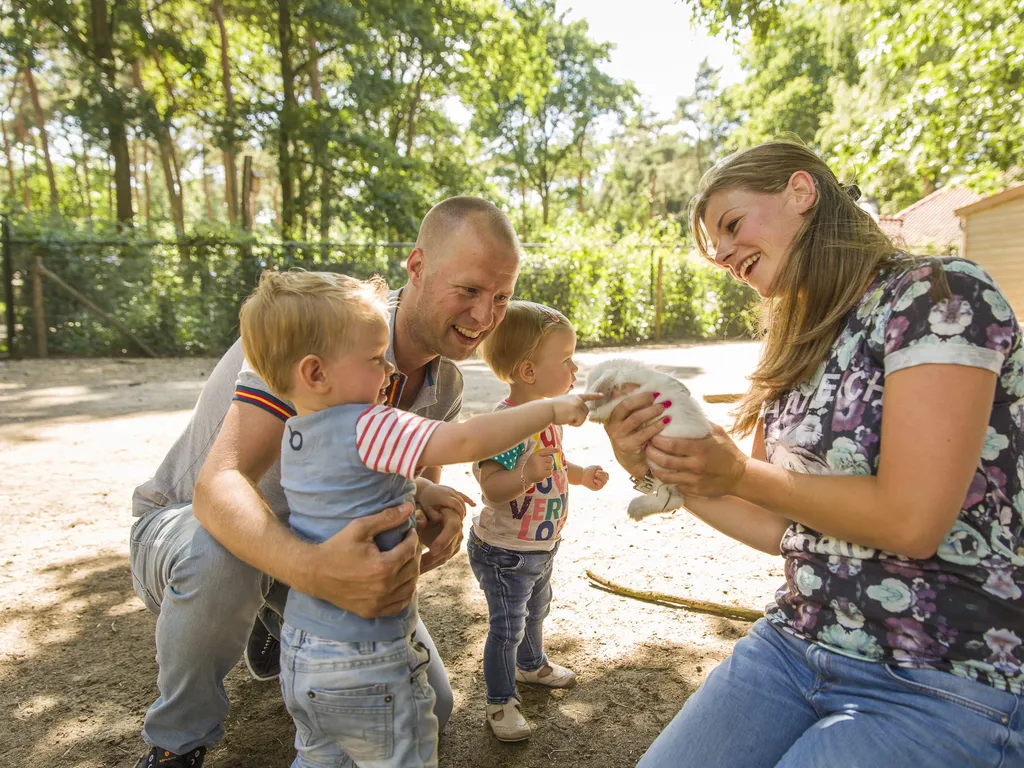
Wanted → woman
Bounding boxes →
[606,141,1024,767]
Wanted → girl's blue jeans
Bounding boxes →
[638,618,1024,767]
[467,534,559,704]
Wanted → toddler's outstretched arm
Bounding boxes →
[418,394,599,470]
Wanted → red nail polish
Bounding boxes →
[663,417,671,424]
[661,400,672,407]
[652,391,660,399]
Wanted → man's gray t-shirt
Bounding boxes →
[131,288,464,519]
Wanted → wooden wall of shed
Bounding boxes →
[962,195,1024,319]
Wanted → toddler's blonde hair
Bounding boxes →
[478,300,572,383]
[239,270,390,397]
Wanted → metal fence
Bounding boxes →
[0,217,755,359]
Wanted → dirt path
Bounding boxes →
[0,342,782,767]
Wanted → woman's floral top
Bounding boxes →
[763,257,1024,692]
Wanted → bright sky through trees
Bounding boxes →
[556,0,743,119]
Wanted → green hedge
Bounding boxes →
[5,224,758,357]
[514,227,757,345]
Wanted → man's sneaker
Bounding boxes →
[135,746,206,768]
[243,611,281,681]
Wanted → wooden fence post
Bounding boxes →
[1,215,16,357]
[654,253,664,341]
[31,254,47,358]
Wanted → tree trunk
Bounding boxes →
[540,166,550,225]
[222,148,238,226]
[201,145,214,222]
[21,138,30,210]
[107,153,113,219]
[71,152,86,211]
[240,155,253,230]
[142,140,151,233]
[133,59,184,238]
[298,165,310,242]
[309,37,333,243]
[130,136,139,216]
[143,44,190,240]
[519,174,528,240]
[271,184,282,228]
[405,67,424,158]
[24,67,59,213]
[13,90,32,210]
[82,149,93,219]
[169,135,184,208]
[2,78,21,203]
[277,0,296,238]
[649,169,657,221]
[212,0,239,226]
[309,38,322,102]
[576,133,585,213]
[318,163,332,243]
[90,0,133,227]
[157,141,185,237]
[387,113,402,146]
[317,173,329,241]
[0,114,15,202]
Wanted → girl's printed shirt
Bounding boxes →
[471,399,569,552]
[762,257,1024,692]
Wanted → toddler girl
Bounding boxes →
[469,300,609,741]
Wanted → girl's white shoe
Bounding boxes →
[485,697,531,742]
[515,661,577,688]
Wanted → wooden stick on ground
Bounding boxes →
[586,569,762,623]
[702,393,743,404]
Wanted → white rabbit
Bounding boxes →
[585,358,711,520]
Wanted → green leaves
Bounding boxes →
[463,0,635,229]
[513,223,757,345]
[690,0,1023,208]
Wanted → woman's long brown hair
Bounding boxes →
[690,140,942,437]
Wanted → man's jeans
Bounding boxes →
[280,623,437,768]
[637,619,1024,768]
[129,503,454,753]
[466,534,558,704]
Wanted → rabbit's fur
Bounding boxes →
[585,359,711,520]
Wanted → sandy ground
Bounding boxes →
[0,341,783,767]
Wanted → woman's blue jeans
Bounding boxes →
[638,619,1024,767]
[467,534,559,705]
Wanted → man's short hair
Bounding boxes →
[415,196,520,259]
[478,300,572,383]
[239,270,390,397]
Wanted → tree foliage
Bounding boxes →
[0,0,638,240]
[0,0,1018,357]
[688,0,1023,210]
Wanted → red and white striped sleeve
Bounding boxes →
[355,405,442,479]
